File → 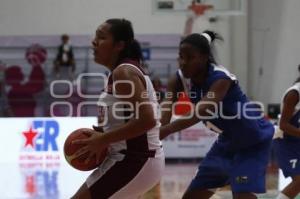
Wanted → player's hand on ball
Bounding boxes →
[72,130,108,164]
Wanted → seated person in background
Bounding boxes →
[53,34,76,79]
[0,61,13,116]
[5,44,46,117]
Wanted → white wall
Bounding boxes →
[249,0,300,104]
[0,0,247,91]
[230,13,248,93]
[0,0,187,35]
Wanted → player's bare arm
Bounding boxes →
[280,90,300,137]
[160,78,231,139]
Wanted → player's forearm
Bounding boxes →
[100,117,156,144]
[160,106,172,126]
[280,122,300,138]
[160,100,216,139]
[160,115,199,140]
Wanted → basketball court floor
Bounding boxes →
[146,162,294,199]
[0,161,298,199]
[155,162,283,199]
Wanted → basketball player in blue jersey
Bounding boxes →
[273,66,300,199]
[160,31,274,199]
[71,18,164,199]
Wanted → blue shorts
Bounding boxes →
[273,138,300,178]
[187,139,272,193]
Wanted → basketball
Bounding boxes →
[64,128,107,171]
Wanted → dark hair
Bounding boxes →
[106,18,143,63]
[295,64,300,83]
[180,30,223,64]
[61,34,69,40]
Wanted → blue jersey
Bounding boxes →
[273,83,300,178]
[189,64,274,150]
[281,82,300,142]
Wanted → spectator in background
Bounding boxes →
[5,44,46,117]
[0,61,12,117]
[53,34,76,79]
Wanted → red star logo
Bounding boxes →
[22,127,38,148]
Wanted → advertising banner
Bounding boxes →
[162,120,218,158]
[0,117,97,199]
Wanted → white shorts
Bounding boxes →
[86,149,165,199]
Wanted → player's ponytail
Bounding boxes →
[106,18,143,65]
[295,64,300,83]
[122,39,144,62]
[180,30,223,64]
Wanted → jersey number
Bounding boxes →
[290,159,298,169]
